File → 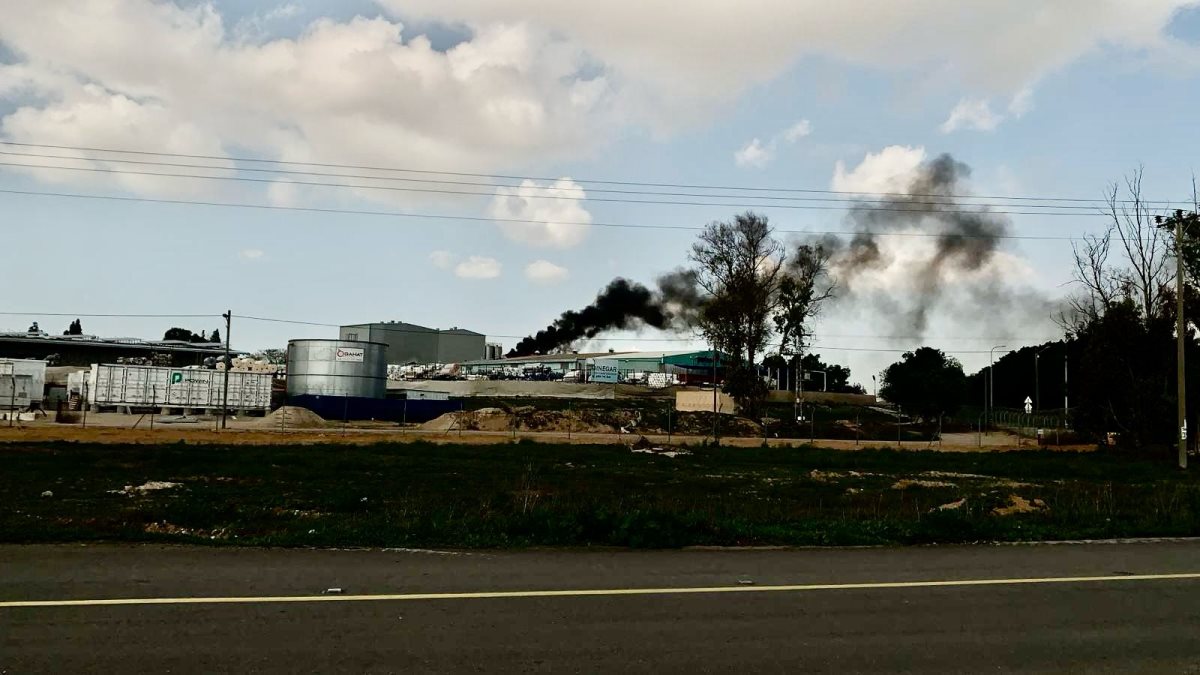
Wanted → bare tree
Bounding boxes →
[1065,167,1173,330]
[1104,167,1172,318]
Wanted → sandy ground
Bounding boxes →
[0,415,1092,451]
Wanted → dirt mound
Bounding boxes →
[420,412,460,432]
[992,494,1048,516]
[420,408,640,434]
[421,407,768,437]
[249,406,327,429]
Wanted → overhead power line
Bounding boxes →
[2,310,1062,349]
[0,311,217,318]
[0,159,1100,217]
[0,149,1112,212]
[0,188,1080,240]
[1,139,1185,205]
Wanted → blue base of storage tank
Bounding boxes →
[287,395,459,424]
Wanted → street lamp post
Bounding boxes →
[989,345,1007,430]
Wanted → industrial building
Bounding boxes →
[0,331,227,367]
[460,349,728,384]
[338,321,486,364]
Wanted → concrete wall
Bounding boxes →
[389,380,615,399]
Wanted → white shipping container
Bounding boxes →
[87,364,273,410]
[0,359,47,408]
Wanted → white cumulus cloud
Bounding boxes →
[940,98,1003,133]
[490,178,592,248]
[940,87,1034,134]
[734,138,773,168]
[524,259,569,283]
[1007,87,1035,118]
[239,248,265,261]
[0,1,1194,200]
[781,119,813,143]
[429,250,456,269]
[0,5,615,201]
[390,0,1199,121]
[455,255,502,279]
[734,118,811,168]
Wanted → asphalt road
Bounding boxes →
[3,542,1200,673]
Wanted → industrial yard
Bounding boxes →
[3,319,933,447]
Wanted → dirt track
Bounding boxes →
[0,422,1092,452]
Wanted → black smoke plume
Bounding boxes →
[507,278,675,357]
[828,153,1014,335]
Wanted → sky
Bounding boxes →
[2,0,1200,385]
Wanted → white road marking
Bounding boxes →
[2,572,1199,609]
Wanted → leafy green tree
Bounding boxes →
[879,347,966,422]
[253,348,286,364]
[163,327,197,342]
[687,212,833,416]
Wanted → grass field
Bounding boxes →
[2,439,1197,548]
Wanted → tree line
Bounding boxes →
[689,169,1199,454]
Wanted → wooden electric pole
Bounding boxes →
[221,310,232,431]
[1177,212,1187,470]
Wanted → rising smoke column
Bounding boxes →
[507,279,674,357]
[830,153,1013,335]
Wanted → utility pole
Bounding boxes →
[711,347,719,443]
[1034,347,1044,413]
[797,350,804,430]
[1063,350,1069,428]
[221,310,232,430]
[1173,211,1188,469]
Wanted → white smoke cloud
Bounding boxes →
[489,178,593,248]
[454,255,502,279]
[832,145,927,193]
[524,259,570,283]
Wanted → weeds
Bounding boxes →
[1,440,1197,548]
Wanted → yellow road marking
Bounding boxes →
[3,572,1198,609]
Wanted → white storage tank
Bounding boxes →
[286,339,387,399]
